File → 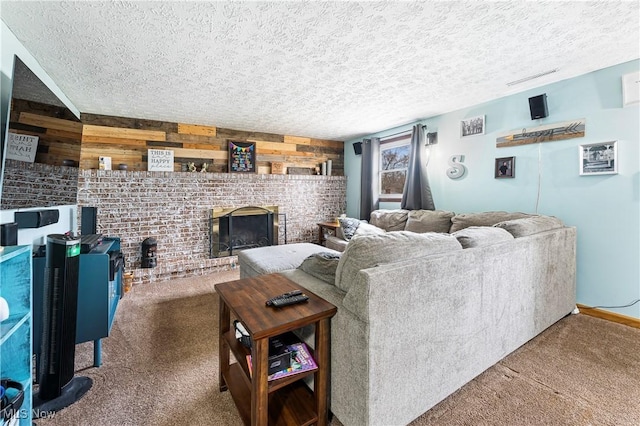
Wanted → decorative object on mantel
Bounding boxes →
[6,132,38,163]
[447,155,466,179]
[321,162,327,175]
[200,163,208,173]
[118,163,128,170]
[315,166,321,175]
[496,119,585,148]
[99,156,112,170]
[460,115,485,137]
[327,159,333,176]
[187,162,197,172]
[622,71,640,107]
[148,149,175,171]
[495,156,515,178]
[287,167,313,175]
[62,159,76,167]
[579,141,617,176]
[228,141,256,173]
[271,162,285,174]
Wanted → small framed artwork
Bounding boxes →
[580,141,617,176]
[495,156,515,178]
[228,141,256,173]
[461,115,485,137]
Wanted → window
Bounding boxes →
[379,134,411,200]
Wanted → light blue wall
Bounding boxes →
[345,60,640,319]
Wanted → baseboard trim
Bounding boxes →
[577,304,640,329]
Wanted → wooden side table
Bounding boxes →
[317,221,340,246]
[216,273,337,426]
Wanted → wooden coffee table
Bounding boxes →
[216,273,337,426]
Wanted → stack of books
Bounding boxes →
[247,341,317,381]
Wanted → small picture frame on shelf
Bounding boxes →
[580,141,617,176]
[461,115,485,137]
[228,141,256,173]
[495,156,515,178]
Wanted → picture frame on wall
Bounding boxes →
[228,141,257,173]
[460,115,485,137]
[580,141,617,176]
[494,156,515,178]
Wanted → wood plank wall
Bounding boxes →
[8,99,83,166]
[80,113,344,175]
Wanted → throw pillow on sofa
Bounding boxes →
[452,226,514,248]
[493,215,564,237]
[352,222,386,238]
[404,210,455,233]
[449,211,531,233]
[338,217,361,241]
[334,231,463,293]
[299,252,342,285]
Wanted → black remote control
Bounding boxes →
[269,294,309,307]
[266,290,303,306]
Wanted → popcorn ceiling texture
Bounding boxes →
[77,171,346,285]
[2,1,638,141]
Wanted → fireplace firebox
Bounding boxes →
[210,206,279,258]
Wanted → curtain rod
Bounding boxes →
[379,124,427,140]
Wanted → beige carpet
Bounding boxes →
[35,271,640,426]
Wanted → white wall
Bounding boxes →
[345,59,640,319]
[1,21,80,246]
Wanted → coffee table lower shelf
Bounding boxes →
[223,363,318,426]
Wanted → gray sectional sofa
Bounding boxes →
[237,209,577,426]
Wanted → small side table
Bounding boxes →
[317,221,340,246]
[216,273,337,426]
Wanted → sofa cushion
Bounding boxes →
[298,251,342,285]
[338,217,361,241]
[369,209,409,232]
[334,231,463,292]
[238,243,337,278]
[494,215,564,237]
[404,210,455,233]
[452,226,514,248]
[449,211,531,233]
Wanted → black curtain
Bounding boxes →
[359,137,380,220]
[401,125,435,210]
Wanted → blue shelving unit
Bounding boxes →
[0,245,33,424]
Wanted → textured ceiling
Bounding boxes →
[1,1,639,141]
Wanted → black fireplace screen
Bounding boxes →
[210,206,279,257]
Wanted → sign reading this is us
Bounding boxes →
[6,132,39,163]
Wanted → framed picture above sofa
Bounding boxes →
[580,141,617,176]
[460,115,485,137]
[495,156,515,178]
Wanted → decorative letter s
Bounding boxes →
[447,155,466,179]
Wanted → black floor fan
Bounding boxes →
[32,234,92,418]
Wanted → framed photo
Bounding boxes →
[228,141,256,173]
[580,141,617,176]
[461,115,485,137]
[495,156,515,178]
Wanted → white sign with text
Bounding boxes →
[6,132,39,163]
[148,149,174,171]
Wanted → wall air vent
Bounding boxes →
[506,69,559,87]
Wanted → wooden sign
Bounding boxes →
[271,162,285,174]
[496,119,585,148]
[148,149,174,171]
[228,141,256,173]
[6,132,39,162]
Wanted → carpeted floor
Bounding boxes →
[34,271,640,426]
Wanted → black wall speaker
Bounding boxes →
[81,206,98,235]
[0,222,18,246]
[529,94,548,120]
[14,209,60,229]
[353,142,363,155]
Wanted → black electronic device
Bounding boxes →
[14,209,60,229]
[80,207,98,235]
[353,142,363,155]
[266,290,303,306]
[80,233,103,254]
[269,294,309,307]
[33,234,92,417]
[529,94,548,119]
[0,222,18,246]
